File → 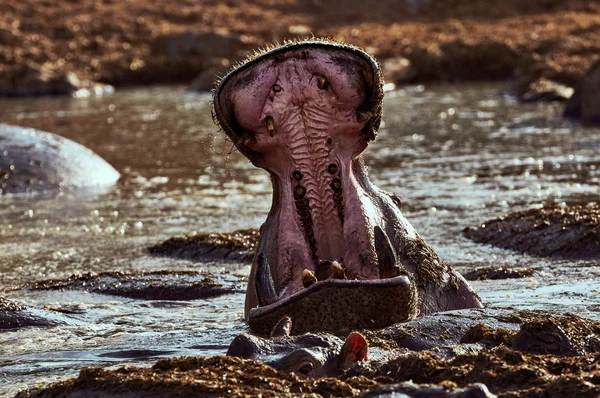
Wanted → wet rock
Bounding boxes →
[0,64,114,98]
[512,76,574,103]
[461,266,537,281]
[0,124,120,195]
[25,271,239,300]
[381,56,415,85]
[147,229,259,262]
[463,202,600,259]
[357,381,496,398]
[0,297,76,329]
[161,31,247,60]
[564,59,600,125]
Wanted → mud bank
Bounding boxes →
[19,311,600,397]
[463,202,600,259]
[1,0,599,95]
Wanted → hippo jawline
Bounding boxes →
[213,39,480,335]
[247,273,418,336]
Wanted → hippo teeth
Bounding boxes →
[315,260,347,281]
[374,226,403,279]
[255,253,280,306]
[302,269,317,288]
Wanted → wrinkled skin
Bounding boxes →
[213,40,482,335]
[0,124,120,195]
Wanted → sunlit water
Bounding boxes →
[0,84,599,396]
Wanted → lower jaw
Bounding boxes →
[247,276,417,335]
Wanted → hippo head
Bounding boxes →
[227,316,368,378]
[213,39,482,335]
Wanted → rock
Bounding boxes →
[512,77,574,103]
[0,124,120,195]
[381,56,415,85]
[564,59,600,125]
[463,202,600,259]
[162,31,247,60]
[0,64,114,98]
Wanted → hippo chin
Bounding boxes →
[213,39,482,335]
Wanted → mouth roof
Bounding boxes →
[212,39,384,161]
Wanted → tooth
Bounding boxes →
[236,131,255,147]
[317,77,329,90]
[271,315,292,338]
[330,260,347,279]
[302,269,317,288]
[266,116,275,137]
[358,110,374,122]
[374,226,401,279]
[255,253,278,306]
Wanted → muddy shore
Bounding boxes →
[1,0,600,94]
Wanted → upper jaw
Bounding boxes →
[212,40,383,166]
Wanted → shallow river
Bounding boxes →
[0,84,599,396]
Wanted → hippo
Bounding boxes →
[227,316,370,378]
[212,39,482,335]
[0,124,120,195]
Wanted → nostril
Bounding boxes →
[317,76,329,90]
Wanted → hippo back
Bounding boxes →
[0,124,120,194]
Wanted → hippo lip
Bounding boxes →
[247,275,417,335]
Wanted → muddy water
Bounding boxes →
[0,84,599,395]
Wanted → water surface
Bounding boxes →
[0,84,599,395]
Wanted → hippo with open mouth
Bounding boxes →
[213,39,482,335]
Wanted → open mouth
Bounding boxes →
[213,40,419,334]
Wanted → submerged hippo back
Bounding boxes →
[0,124,120,194]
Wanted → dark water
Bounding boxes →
[0,84,599,395]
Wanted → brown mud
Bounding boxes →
[462,267,538,281]
[19,311,600,397]
[23,270,240,301]
[463,202,600,259]
[147,229,259,263]
[1,0,600,92]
